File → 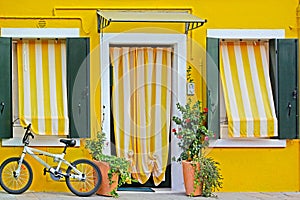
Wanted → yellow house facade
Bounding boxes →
[0,0,300,193]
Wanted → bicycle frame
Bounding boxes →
[0,123,101,197]
[15,145,85,181]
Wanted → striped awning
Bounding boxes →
[17,39,69,135]
[97,10,207,33]
[220,41,278,137]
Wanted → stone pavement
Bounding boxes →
[1,191,300,200]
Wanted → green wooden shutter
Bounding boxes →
[0,38,12,138]
[269,39,298,139]
[66,38,90,138]
[206,38,220,138]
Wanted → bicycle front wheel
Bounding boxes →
[0,157,33,194]
[66,159,102,197]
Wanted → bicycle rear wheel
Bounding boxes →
[0,157,33,194]
[66,159,102,197]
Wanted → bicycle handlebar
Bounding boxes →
[22,124,34,144]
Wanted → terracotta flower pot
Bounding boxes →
[182,160,202,196]
[93,160,119,196]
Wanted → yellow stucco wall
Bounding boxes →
[210,141,300,191]
[0,0,300,192]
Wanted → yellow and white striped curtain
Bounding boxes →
[220,41,278,137]
[17,39,69,135]
[110,47,172,185]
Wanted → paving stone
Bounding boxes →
[1,192,300,200]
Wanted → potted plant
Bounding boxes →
[85,131,133,197]
[172,98,223,197]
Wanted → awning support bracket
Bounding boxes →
[185,21,206,34]
[98,15,111,32]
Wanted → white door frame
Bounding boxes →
[100,33,186,191]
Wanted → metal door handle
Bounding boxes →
[288,102,292,116]
[0,102,5,114]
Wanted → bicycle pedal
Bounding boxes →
[43,168,47,175]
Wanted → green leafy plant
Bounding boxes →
[85,131,134,197]
[198,157,223,197]
[172,98,212,161]
[172,98,223,197]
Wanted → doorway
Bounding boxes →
[109,46,172,187]
[100,33,187,191]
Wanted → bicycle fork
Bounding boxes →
[14,151,26,178]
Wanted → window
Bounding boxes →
[206,29,297,147]
[219,40,277,138]
[0,29,90,146]
[14,39,69,136]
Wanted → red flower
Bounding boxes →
[172,128,177,133]
[185,118,191,123]
[178,128,182,131]
[204,136,209,141]
[203,107,208,113]
[178,135,183,139]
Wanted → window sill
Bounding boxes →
[2,136,80,147]
[2,137,81,147]
[2,126,80,147]
[209,138,286,148]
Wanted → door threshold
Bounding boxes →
[118,188,174,194]
[151,188,173,193]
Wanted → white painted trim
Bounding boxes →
[2,138,81,147]
[3,138,80,147]
[1,28,80,147]
[2,127,80,147]
[209,139,286,148]
[207,29,285,39]
[1,28,80,38]
[100,33,187,192]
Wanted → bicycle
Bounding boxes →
[0,124,102,197]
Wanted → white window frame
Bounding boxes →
[100,33,187,191]
[207,29,286,148]
[1,28,80,146]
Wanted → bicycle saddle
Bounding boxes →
[60,139,76,147]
